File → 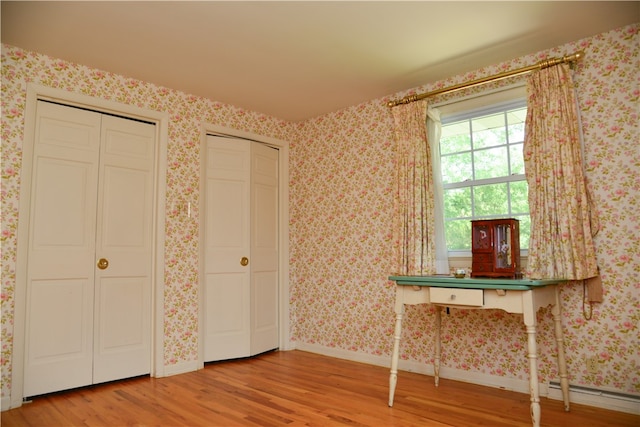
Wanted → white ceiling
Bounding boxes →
[2,1,638,121]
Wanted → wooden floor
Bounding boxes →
[3,350,638,426]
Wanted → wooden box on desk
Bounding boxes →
[471,218,521,278]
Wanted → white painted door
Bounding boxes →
[204,137,251,361]
[249,143,279,355]
[23,101,154,396]
[92,115,154,384]
[204,136,278,362]
[24,102,100,396]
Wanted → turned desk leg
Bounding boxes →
[524,320,540,427]
[525,322,541,427]
[552,288,571,411]
[434,306,442,387]
[389,308,404,407]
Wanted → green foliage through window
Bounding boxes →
[440,103,530,251]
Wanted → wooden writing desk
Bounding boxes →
[388,275,570,427]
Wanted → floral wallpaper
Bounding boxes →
[1,23,638,406]
[0,45,296,401]
[289,23,639,396]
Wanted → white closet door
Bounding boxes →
[24,102,154,396]
[24,102,101,396]
[250,143,279,355]
[204,136,252,361]
[93,115,154,384]
[204,136,279,361]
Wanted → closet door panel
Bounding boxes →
[24,102,155,396]
[250,144,279,355]
[204,137,279,361]
[24,102,101,397]
[204,137,251,361]
[93,115,154,383]
[204,272,250,360]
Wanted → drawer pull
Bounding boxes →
[450,294,456,300]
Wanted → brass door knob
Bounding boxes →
[240,257,249,266]
[97,258,109,270]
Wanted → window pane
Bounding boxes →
[508,121,525,144]
[441,152,472,184]
[445,219,471,250]
[440,121,471,154]
[439,102,529,253]
[474,147,508,179]
[473,183,508,216]
[472,113,506,149]
[443,187,471,218]
[507,107,527,142]
[510,181,529,214]
[509,143,525,175]
[514,214,530,249]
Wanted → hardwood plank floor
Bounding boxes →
[2,350,638,426]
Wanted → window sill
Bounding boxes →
[447,252,529,271]
[448,250,529,258]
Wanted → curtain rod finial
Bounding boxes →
[565,50,585,63]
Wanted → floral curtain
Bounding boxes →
[524,63,600,296]
[391,100,436,275]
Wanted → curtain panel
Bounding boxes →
[524,63,600,295]
[391,100,436,275]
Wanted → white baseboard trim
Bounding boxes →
[1,396,12,412]
[295,342,535,394]
[296,342,640,415]
[162,360,200,377]
[295,342,391,370]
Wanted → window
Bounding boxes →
[438,98,530,253]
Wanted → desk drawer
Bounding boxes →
[430,287,483,306]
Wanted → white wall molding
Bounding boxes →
[295,341,533,392]
[1,396,11,412]
[294,342,639,415]
[163,360,201,377]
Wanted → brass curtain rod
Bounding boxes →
[387,51,585,108]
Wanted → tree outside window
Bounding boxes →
[440,104,530,252]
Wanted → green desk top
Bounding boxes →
[388,275,567,290]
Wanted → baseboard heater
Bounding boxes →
[549,381,640,404]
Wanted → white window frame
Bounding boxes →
[433,85,529,258]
